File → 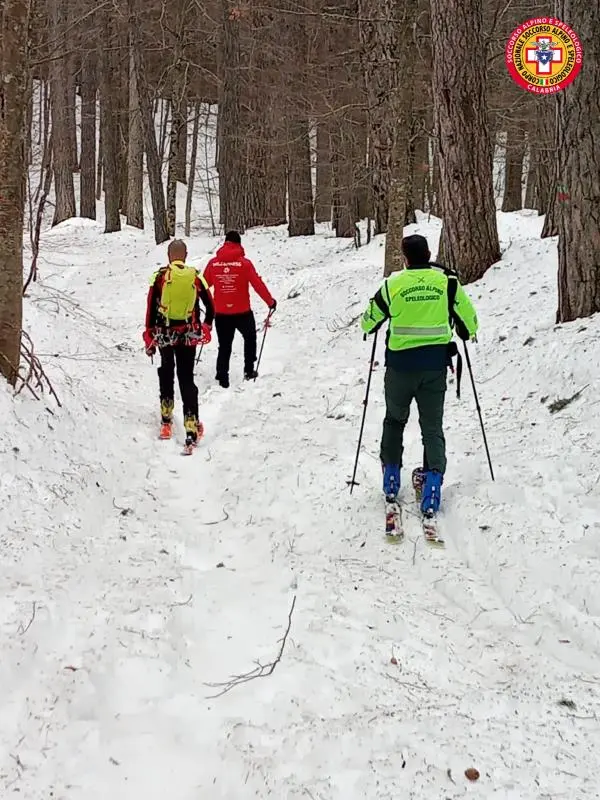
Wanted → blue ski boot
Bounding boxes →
[420,470,443,516]
[382,464,400,500]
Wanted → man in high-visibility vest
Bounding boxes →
[361,234,479,516]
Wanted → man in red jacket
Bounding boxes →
[203,230,276,387]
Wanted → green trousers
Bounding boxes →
[380,367,447,474]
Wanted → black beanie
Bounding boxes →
[225,230,241,244]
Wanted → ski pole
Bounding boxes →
[463,340,495,481]
[347,330,378,493]
[254,308,274,380]
[195,311,206,365]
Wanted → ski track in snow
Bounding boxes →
[1,210,600,799]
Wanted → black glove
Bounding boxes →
[269,299,277,311]
[454,319,470,341]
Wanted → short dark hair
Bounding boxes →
[168,238,187,258]
[402,234,430,266]
[225,230,241,244]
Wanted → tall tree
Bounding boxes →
[218,0,246,232]
[131,9,169,244]
[126,41,144,229]
[0,0,31,385]
[541,98,560,238]
[99,16,122,233]
[358,0,400,236]
[430,0,500,282]
[285,0,314,237]
[166,6,189,237]
[556,1,600,322]
[49,0,76,225]
[502,123,526,212]
[315,122,332,223]
[80,50,97,219]
[382,0,417,276]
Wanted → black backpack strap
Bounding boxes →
[455,349,462,400]
[446,339,462,399]
[427,261,458,325]
[429,262,465,398]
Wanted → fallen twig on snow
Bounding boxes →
[326,312,361,334]
[548,384,588,414]
[14,332,61,407]
[17,602,37,636]
[169,593,193,608]
[205,595,297,698]
[200,507,230,525]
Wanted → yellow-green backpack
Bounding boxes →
[158,261,198,323]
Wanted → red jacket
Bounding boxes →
[203,242,274,315]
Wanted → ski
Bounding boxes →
[412,467,445,548]
[422,512,445,548]
[385,497,404,543]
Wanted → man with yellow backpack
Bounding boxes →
[143,239,215,453]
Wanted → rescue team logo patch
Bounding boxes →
[505,17,583,94]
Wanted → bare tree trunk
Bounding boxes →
[404,115,418,226]
[383,5,416,276]
[25,73,33,166]
[524,135,537,209]
[287,117,314,236]
[0,0,30,385]
[80,52,97,219]
[353,115,369,221]
[116,35,129,215]
[265,141,287,226]
[96,120,103,201]
[331,121,356,238]
[532,95,558,231]
[315,122,332,223]
[556,0,599,323]
[502,124,526,212]
[358,0,400,236]
[430,0,500,282]
[49,0,76,225]
[216,106,225,226]
[159,99,170,164]
[175,105,187,184]
[541,97,560,238]
[67,53,78,171]
[244,110,266,229]
[167,56,189,236]
[42,80,50,163]
[430,135,441,215]
[185,100,201,236]
[36,79,44,147]
[218,0,245,232]
[99,20,121,233]
[126,43,144,229]
[132,25,169,244]
[412,130,428,213]
[384,110,410,275]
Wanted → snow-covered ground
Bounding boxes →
[2,174,600,797]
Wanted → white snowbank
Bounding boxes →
[1,206,599,798]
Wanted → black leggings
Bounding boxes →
[158,344,198,419]
[215,311,257,378]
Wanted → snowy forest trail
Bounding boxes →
[2,213,600,798]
